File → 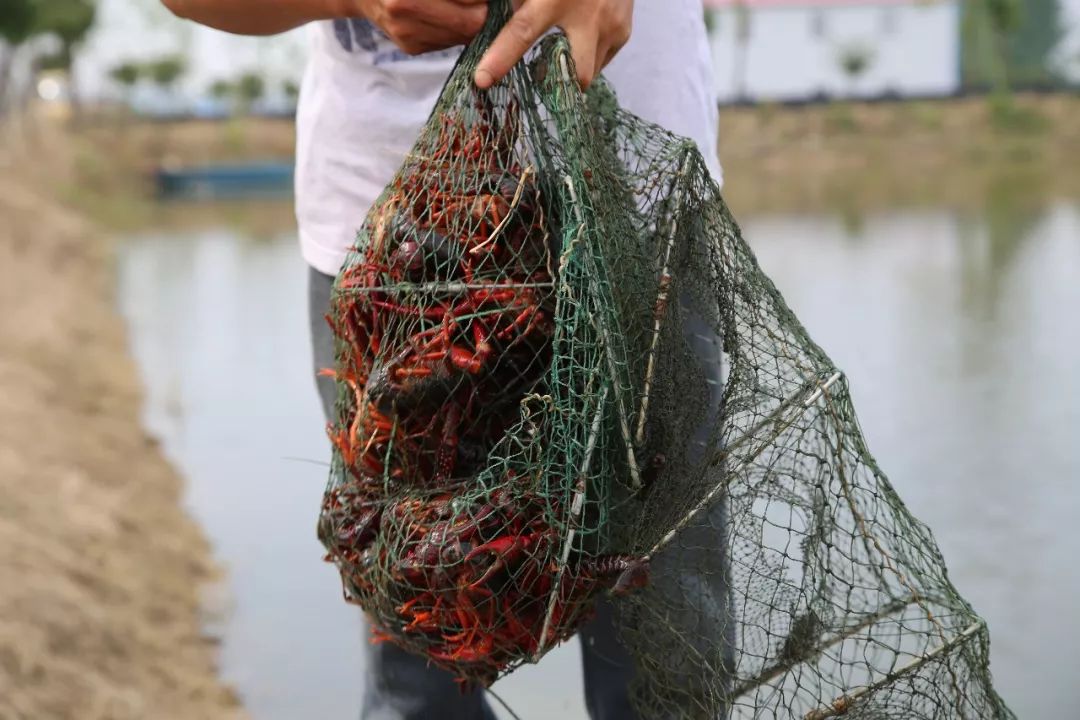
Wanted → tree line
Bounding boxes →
[0,0,300,117]
[0,0,95,112]
[705,0,1072,102]
[109,56,298,113]
[963,0,1069,90]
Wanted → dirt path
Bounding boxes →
[0,140,243,719]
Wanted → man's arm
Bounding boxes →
[161,0,350,36]
[161,0,488,52]
[162,0,632,88]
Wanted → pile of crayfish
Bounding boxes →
[325,96,554,487]
[322,474,649,684]
[318,94,649,685]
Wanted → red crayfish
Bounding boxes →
[319,90,649,686]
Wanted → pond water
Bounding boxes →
[116,200,1080,718]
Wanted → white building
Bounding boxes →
[78,0,305,103]
[706,0,962,103]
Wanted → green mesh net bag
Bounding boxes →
[318,4,1015,718]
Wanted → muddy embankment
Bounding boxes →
[0,122,247,719]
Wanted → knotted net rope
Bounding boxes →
[318,4,1015,718]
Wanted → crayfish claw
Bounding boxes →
[612,558,651,597]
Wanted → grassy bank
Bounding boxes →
[51,92,1080,230]
[0,125,245,719]
[34,117,298,233]
[716,93,1080,217]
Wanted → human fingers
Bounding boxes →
[597,0,631,73]
[397,19,485,54]
[564,25,599,89]
[408,0,488,38]
[474,1,557,89]
[372,0,487,54]
[475,0,632,89]
[597,37,619,75]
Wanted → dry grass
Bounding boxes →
[717,93,1080,216]
[40,94,1080,228]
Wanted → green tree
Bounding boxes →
[962,0,1064,90]
[0,0,37,42]
[837,43,875,97]
[146,55,186,93]
[0,0,38,111]
[33,0,97,70]
[283,79,300,103]
[1005,0,1066,86]
[209,78,233,100]
[37,52,70,72]
[236,72,265,112]
[732,1,752,101]
[702,8,717,35]
[986,0,1021,89]
[110,61,140,90]
[33,0,97,113]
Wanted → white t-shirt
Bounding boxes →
[296,0,720,276]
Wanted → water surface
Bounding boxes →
[117,200,1080,718]
[116,226,583,720]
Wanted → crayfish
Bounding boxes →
[319,89,650,687]
[375,484,650,684]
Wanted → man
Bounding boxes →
[162,1,721,718]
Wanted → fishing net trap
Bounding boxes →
[317,4,1015,718]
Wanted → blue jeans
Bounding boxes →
[309,267,643,720]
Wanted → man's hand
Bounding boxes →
[356,0,489,56]
[475,0,633,90]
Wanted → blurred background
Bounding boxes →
[1,0,1078,718]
